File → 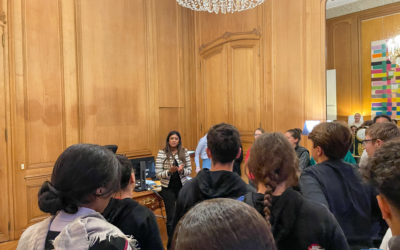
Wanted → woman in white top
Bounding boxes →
[155,130,191,241]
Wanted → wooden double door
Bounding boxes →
[197,31,263,146]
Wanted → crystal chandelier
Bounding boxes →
[387,35,400,65]
[176,0,265,14]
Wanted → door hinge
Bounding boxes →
[8,221,10,231]
[4,128,7,142]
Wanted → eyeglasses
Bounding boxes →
[362,139,377,146]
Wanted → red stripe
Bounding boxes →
[124,240,129,250]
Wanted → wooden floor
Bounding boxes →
[0,240,18,250]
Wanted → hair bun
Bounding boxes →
[38,181,64,215]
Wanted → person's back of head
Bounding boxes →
[172,198,276,250]
[374,114,392,123]
[248,132,298,223]
[366,138,400,231]
[308,122,352,160]
[366,122,400,142]
[38,144,121,215]
[207,123,240,164]
[116,154,134,191]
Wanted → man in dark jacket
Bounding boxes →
[170,123,253,247]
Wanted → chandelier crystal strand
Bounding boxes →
[388,35,400,65]
[176,0,265,14]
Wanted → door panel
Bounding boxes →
[198,34,262,144]
[229,40,261,143]
[201,45,229,131]
[0,10,9,242]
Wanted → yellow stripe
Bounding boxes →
[372,73,387,78]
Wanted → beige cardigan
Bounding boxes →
[155,149,192,188]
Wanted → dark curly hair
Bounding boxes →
[366,137,400,209]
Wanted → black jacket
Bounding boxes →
[300,159,381,248]
[244,188,350,250]
[102,198,164,250]
[172,169,253,235]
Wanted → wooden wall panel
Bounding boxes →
[155,1,180,108]
[10,0,65,236]
[326,15,360,121]
[271,0,305,132]
[196,7,261,46]
[77,0,152,156]
[24,0,64,168]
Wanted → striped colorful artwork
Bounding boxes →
[371,40,400,119]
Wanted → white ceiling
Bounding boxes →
[326,0,360,9]
[326,0,400,19]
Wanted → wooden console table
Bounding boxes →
[132,190,167,248]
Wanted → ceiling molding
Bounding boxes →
[327,0,400,19]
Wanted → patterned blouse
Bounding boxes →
[155,149,192,188]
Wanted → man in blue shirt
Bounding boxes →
[194,134,210,173]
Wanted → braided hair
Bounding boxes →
[247,133,299,224]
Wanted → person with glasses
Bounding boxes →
[363,122,400,158]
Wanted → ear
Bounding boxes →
[235,147,242,159]
[206,148,212,159]
[377,194,392,221]
[375,139,384,148]
[315,146,323,157]
[130,173,135,185]
[95,187,105,196]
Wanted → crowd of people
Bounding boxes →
[16,114,400,250]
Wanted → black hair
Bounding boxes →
[373,114,392,123]
[116,154,133,190]
[207,123,241,164]
[164,130,186,164]
[38,144,121,215]
[286,128,302,145]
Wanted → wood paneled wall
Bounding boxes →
[5,0,195,240]
[195,0,326,151]
[1,0,327,242]
[327,2,400,121]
